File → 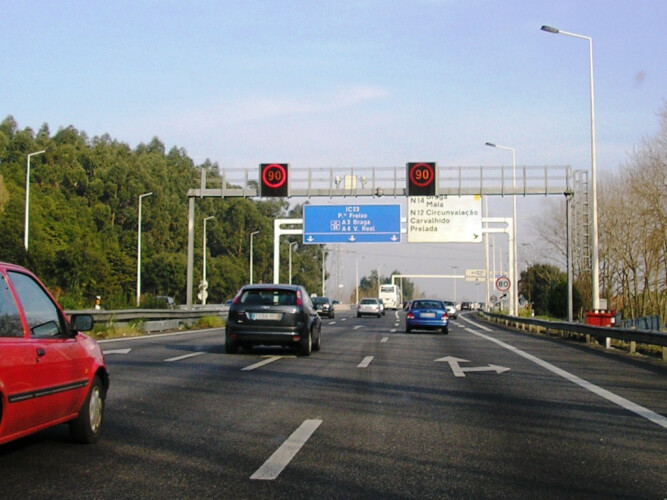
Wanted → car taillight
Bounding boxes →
[441,313,449,320]
[232,292,242,305]
[296,290,302,306]
[406,312,415,319]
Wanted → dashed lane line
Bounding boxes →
[250,419,323,480]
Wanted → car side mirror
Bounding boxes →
[71,314,94,332]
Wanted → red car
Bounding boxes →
[0,262,109,445]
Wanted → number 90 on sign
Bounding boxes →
[495,277,511,292]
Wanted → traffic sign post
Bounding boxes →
[303,204,401,244]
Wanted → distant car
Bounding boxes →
[444,301,458,319]
[357,298,382,318]
[405,299,450,334]
[0,262,109,446]
[312,296,335,318]
[225,284,322,356]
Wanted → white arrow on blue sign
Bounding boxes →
[303,204,401,244]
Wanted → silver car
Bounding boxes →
[357,298,382,318]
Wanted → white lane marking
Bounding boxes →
[103,348,132,355]
[390,328,397,333]
[328,321,337,325]
[250,419,323,480]
[165,352,206,362]
[460,316,667,430]
[353,325,364,330]
[380,337,389,343]
[241,356,284,371]
[357,356,374,368]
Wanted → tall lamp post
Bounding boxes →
[321,247,328,296]
[136,192,153,307]
[541,24,600,311]
[485,142,519,316]
[288,241,298,284]
[249,230,260,284]
[202,216,215,305]
[24,149,46,251]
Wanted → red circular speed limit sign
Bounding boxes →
[261,163,288,188]
[409,163,435,187]
[495,276,511,292]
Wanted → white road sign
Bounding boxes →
[407,195,482,243]
[465,269,486,282]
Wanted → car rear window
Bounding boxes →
[241,289,296,306]
[360,299,376,304]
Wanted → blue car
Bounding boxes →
[405,299,449,334]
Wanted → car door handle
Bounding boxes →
[36,347,46,357]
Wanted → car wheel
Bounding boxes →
[442,327,449,335]
[225,335,239,354]
[406,326,412,333]
[70,375,105,444]
[299,330,312,356]
[357,313,361,318]
[377,312,382,318]
[312,329,321,352]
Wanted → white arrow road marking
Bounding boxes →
[242,356,288,371]
[251,419,323,480]
[357,356,374,368]
[103,348,132,355]
[165,352,206,362]
[434,356,510,377]
[380,337,389,343]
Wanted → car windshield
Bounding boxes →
[241,289,296,306]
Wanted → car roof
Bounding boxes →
[241,284,303,291]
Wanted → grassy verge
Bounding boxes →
[88,315,226,340]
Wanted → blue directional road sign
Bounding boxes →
[303,204,401,244]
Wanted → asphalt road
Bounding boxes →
[1,310,666,499]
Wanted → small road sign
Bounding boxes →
[495,276,511,292]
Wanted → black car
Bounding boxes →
[225,284,322,355]
[312,296,335,318]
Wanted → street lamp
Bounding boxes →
[321,247,328,296]
[249,230,260,284]
[24,149,46,251]
[355,255,365,305]
[541,24,600,310]
[136,192,153,307]
[485,142,519,316]
[451,265,458,302]
[202,216,215,305]
[288,241,298,284]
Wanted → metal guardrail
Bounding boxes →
[66,306,229,333]
[479,311,667,361]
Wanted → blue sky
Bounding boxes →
[2,1,665,300]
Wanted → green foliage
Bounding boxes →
[547,281,584,319]
[0,116,295,308]
[520,263,584,319]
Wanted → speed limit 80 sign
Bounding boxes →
[495,276,511,292]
